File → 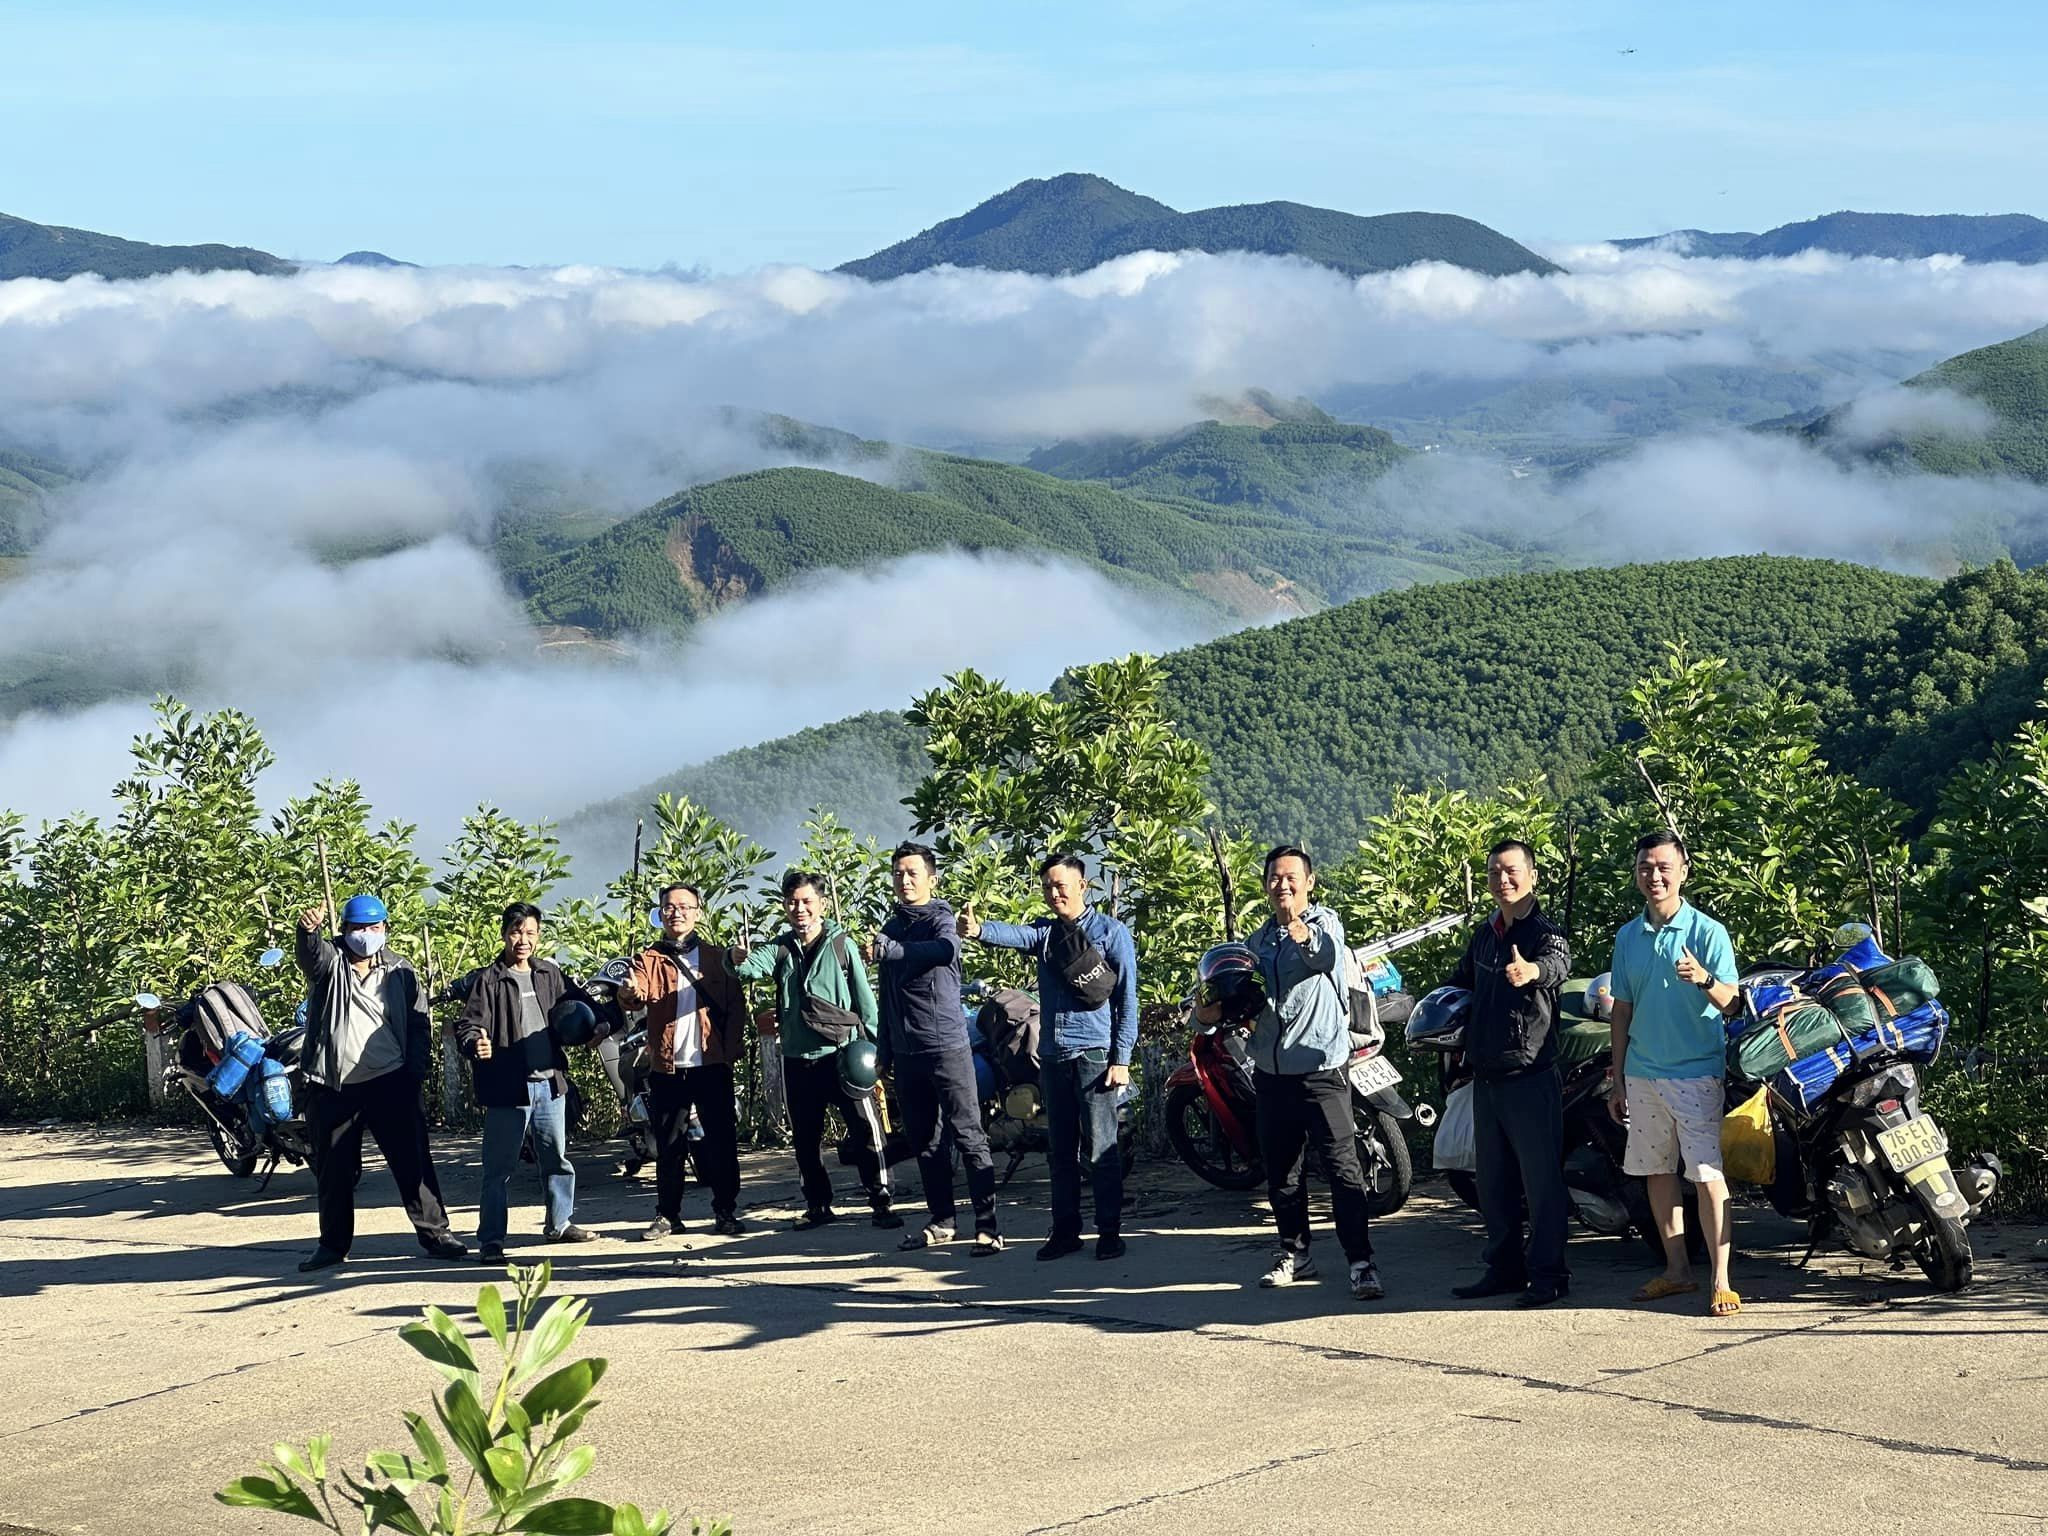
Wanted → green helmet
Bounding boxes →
[838,1037,880,1095]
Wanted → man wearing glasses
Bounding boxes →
[618,883,748,1238]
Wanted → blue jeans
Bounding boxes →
[1041,1048,1123,1238]
[479,1078,575,1245]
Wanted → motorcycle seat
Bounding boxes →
[265,1027,307,1067]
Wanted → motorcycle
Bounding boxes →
[1164,918,1463,1217]
[1725,946,1999,1292]
[1409,976,1694,1263]
[959,983,1137,1186]
[137,947,315,1189]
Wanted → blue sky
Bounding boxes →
[6,0,2046,270]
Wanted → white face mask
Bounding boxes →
[344,929,387,959]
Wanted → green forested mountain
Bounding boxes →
[568,555,1944,863]
[1613,212,2048,263]
[1608,229,1761,257]
[0,212,294,280]
[839,173,1560,281]
[0,447,72,555]
[1895,324,2048,483]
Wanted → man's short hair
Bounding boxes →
[1038,852,1088,880]
[656,882,702,908]
[780,868,825,899]
[499,901,543,936]
[1634,829,1689,862]
[892,841,937,875]
[1263,844,1314,877]
[1487,838,1537,871]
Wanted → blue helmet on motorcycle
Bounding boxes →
[1404,985,1471,1050]
[340,893,388,927]
[1195,942,1266,1025]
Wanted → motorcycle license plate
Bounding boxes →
[1876,1119,1948,1173]
[1349,1055,1402,1096]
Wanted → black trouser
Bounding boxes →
[1041,1048,1123,1239]
[786,1053,890,1212]
[896,1045,997,1233]
[305,1071,452,1257]
[1473,1065,1569,1288]
[648,1064,740,1222]
[1253,1067,1373,1263]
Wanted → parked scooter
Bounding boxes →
[136,948,314,1188]
[960,983,1137,1186]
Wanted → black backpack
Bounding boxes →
[976,988,1041,1090]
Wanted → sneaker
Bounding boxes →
[790,1207,838,1231]
[545,1225,597,1244]
[1036,1233,1085,1262]
[297,1247,346,1273]
[643,1215,678,1242]
[971,1230,1006,1257]
[1349,1260,1385,1301]
[1259,1249,1318,1288]
[1095,1234,1128,1262]
[422,1234,469,1262]
[711,1213,746,1237]
[871,1206,905,1230]
[899,1221,956,1251]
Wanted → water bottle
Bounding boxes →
[259,1057,293,1126]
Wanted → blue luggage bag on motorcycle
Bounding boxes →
[1771,1001,1950,1112]
[207,1031,266,1099]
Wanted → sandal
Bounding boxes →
[1632,1276,1700,1303]
[1709,1288,1742,1318]
[898,1222,955,1251]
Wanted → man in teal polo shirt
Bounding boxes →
[1606,830,1742,1315]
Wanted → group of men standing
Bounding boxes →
[286,830,1745,1320]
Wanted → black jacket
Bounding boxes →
[874,898,965,1069]
[1448,902,1572,1078]
[294,925,431,1089]
[455,957,570,1108]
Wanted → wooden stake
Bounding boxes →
[1207,825,1238,943]
[315,833,338,931]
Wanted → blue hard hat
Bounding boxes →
[341,893,389,927]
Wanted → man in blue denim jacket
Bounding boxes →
[963,854,1138,1261]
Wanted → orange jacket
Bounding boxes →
[628,941,744,1074]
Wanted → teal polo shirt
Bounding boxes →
[1609,901,1738,1081]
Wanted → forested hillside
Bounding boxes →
[0,211,294,280]
[839,173,1559,280]
[568,555,1948,863]
[1613,211,2048,263]
[1897,324,2048,483]
[0,447,71,555]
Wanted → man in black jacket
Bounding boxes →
[457,903,596,1261]
[870,842,1002,1255]
[1447,840,1574,1307]
[294,893,466,1273]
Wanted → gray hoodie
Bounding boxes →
[1247,903,1350,1075]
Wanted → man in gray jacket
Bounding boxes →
[294,893,466,1272]
[1225,846,1380,1299]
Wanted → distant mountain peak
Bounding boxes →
[0,211,294,282]
[1614,211,2048,264]
[334,250,416,268]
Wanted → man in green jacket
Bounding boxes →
[732,870,901,1230]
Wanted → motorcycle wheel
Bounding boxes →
[207,1117,259,1179]
[1914,1207,1974,1293]
[1164,1082,1262,1191]
[1446,1169,1481,1210]
[1357,1107,1413,1217]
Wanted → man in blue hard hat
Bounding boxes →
[456,902,597,1262]
[295,893,466,1272]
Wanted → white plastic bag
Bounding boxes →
[1432,1080,1476,1171]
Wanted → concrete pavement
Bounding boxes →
[2,1122,2045,1535]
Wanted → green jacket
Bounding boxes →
[733,921,880,1061]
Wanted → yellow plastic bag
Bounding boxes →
[1720,1086,1776,1185]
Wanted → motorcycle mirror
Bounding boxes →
[258,948,285,969]
[134,991,162,1011]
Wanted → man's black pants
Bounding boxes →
[1473,1065,1570,1288]
[1041,1048,1123,1239]
[785,1053,890,1213]
[1253,1067,1373,1263]
[896,1045,997,1233]
[648,1064,740,1223]
[305,1071,453,1257]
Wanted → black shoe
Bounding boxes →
[871,1206,905,1230]
[790,1207,838,1231]
[422,1234,469,1262]
[478,1242,506,1263]
[545,1225,597,1244]
[297,1247,346,1273]
[644,1215,678,1241]
[711,1213,746,1237]
[1451,1273,1525,1300]
[1517,1281,1570,1308]
[1037,1233,1085,1262]
[1095,1235,1128,1262]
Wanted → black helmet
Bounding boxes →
[549,998,599,1048]
[1195,942,1267,1025]
[1404,985,1471,1050]
[839,1037,880,1095]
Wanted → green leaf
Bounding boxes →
[477,1284,509,1350]
[511,1495,618,1534]
[307,1433,331,1482]
[485,1442,529,1497]
[360,1484,434,1536]
[403,1411,448,1478]
[437,1380,500,1490]
[273,1442,317,1485]
[521,1358,606,1423]
[216,1474,323,1521]
[516,1298,588,1383]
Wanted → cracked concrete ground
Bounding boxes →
[2,1122,2045,1535]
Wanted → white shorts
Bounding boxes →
[1622,1075,1725,1183]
